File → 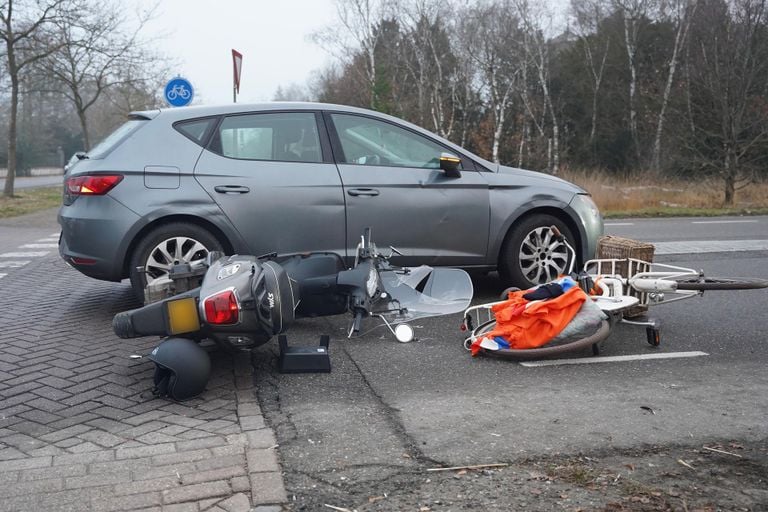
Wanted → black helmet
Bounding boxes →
[147,337,211,401]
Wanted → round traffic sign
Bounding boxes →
[164,77,194,107]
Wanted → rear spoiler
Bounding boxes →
[129,110,161,121]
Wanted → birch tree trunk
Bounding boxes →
[623,13,640,162]
[517,0,560,174]
[652,0,696,171]
[585,39,609,145]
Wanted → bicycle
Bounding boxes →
[462,227,768,360]
[167,84,191,101]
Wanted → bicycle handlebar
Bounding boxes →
[550,225,576,275]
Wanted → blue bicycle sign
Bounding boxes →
[164,77,194,107]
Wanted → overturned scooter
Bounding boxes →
[114,229,474,400]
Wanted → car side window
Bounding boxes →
[175,118,216,145]
[213,112,322,163]
[330,113,457,169]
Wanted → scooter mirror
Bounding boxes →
[394,323,415,343]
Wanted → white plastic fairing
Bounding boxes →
[631,278,679,293]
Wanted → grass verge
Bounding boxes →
[562,169,768,217]
[0,187,62,219]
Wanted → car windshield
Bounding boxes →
[87,119,147,159]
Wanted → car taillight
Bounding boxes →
[65,174,123,196]
[203,290,239,325]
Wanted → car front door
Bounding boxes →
[327,112,490,266]
[194,111,346,256]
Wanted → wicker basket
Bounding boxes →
[595,235,655,318]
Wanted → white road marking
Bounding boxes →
[20,243,58,249]
[691,220,759,224]
[604,222,635,226]
[0,251,50,258]
[0,273,6,279]
[0,261,30,268]
[49,233,59,237]
[653,240,768,254]
[519,351,709,367]
[38,237,59,242]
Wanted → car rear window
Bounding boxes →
[87,119,147,159]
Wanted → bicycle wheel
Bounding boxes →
[674,277,768,291]
[471,319,612,360]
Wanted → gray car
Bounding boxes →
[59,102,603,302]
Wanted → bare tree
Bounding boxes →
[460,1,521,163]
[1,0,78,197]
[651,0,697,170]
[399,0,458,138]
[516,0,562,174]
[686,0,768,205]
[613,0,654,164]
[273,83,312,101]
[38,0,157,151]
[313,0,395,109]
[104,71,164,114]
[571,0,611,151]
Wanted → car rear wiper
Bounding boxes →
[75,151,89,160]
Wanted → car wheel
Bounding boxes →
[129,223,224,304]
[499,214,575,289]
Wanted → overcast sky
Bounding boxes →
[141,0,339,105]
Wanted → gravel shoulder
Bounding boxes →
[276,436,768,511]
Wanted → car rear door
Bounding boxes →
[194,111,346,257]
[326,112,490,266]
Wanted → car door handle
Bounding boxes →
[214,185,250,194]
[347,188,379,197]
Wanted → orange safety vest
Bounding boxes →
[482,286,587,350]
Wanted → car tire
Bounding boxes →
[129,223,224,304]
[499,214,575,289]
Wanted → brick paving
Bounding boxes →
[0,250,288,511]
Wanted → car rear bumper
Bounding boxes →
[58,196,141,282]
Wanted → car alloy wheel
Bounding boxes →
[518,226,570,284]
[144,236,211,286]
[129,222,224,304]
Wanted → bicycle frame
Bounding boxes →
[584,258,704,306]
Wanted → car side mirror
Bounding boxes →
[439,153,462,178]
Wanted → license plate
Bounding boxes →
[166,297,200,335]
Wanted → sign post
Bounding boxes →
[232,49,243,103]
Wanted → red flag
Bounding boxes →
[232,49,243,93]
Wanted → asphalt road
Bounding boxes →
[249,216,768,506]
[2,212,766,509]
[0,175,63,190]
